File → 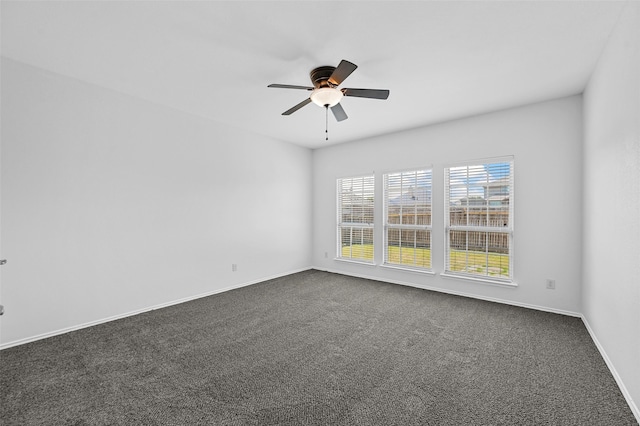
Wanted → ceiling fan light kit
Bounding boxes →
[310,87,343,107]
[268,59,390,140]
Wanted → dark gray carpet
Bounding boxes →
[1,270,637,425]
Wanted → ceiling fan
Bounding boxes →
[268,59,389,139]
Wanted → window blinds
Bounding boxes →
[337,175,375,262]
[383,169,432,270]
[444,159,513,281]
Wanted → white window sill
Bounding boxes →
[334,258,376,267]
[380,263,435,275]
[440,272,517,288]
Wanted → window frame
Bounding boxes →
[382,168,433,272]
[444,158,514,284]
[336,174,375,264]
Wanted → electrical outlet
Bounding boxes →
[546,279,556,290]
[232,264,237,272]
[324,251,328,258]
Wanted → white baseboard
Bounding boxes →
[314,266,581,317]
[0,266,312,350]
[581,315,640,423]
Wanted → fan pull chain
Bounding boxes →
[325,105,329,141]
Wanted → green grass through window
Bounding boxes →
[340,244,374,261]
[386,246,431,268]
[341,244,509,277]
[449,249,510,278]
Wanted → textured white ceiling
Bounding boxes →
[1,1,626,148]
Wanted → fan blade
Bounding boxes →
[282,98,312,115]
[328,60,358,86]
[343,88,390,100]
[331,103,348,122]
[268,84,313,90]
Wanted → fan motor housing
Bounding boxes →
[310,66,336,88]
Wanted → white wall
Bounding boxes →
[313,96,583,315]
[583,0,640,417]
[0,58,313,347]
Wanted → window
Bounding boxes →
[383,169,432,270]
[337,175,375,263]
[444,159,513,282]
